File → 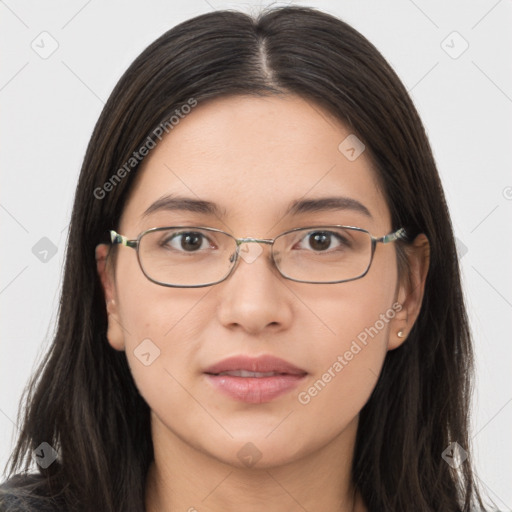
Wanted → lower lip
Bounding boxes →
[205,374,306,404]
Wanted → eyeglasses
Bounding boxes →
[109,225,407,288]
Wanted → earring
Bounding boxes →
[397,330,406,338]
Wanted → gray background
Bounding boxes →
[1,0,511,509]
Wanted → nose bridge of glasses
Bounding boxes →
[234,238,275,261]
[235,237,274,246]
[231,237,276,267]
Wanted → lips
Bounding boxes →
[204,355,307,404]
[216,370,281,378]
[204,355,307,376]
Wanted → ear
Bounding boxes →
[388,233,430,351]
[95,243,126,351]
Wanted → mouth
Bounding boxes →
[204,355,307,404]
[212,370,291,378]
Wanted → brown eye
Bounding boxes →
[309,232,331,251]
[162,231,211,252]
[297,230,350,252]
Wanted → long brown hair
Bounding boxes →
[2,6,491,511]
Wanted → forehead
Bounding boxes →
[120,94,391,234]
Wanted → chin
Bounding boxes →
[202,435,313,471]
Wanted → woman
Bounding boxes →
[0,6,491,511]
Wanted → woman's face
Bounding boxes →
[97,94,419,469]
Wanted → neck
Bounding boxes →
[145,412,365,512]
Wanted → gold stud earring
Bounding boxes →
[397,330,406,338]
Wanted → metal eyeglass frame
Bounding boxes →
[109,225,407,288]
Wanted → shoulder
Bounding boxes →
[0,473,67,512]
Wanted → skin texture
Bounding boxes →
[96,94,429,512]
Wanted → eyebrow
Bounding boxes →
[288,196,372,218]
[141,194,372,220]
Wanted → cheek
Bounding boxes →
[115,250,208,341]
[114,264,211,403]
[295,257,397,421]
[296,298,392,413]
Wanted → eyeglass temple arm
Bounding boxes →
[110,230,137,249]
[378,227,407,244]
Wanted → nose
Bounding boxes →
[215,240,293,335]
